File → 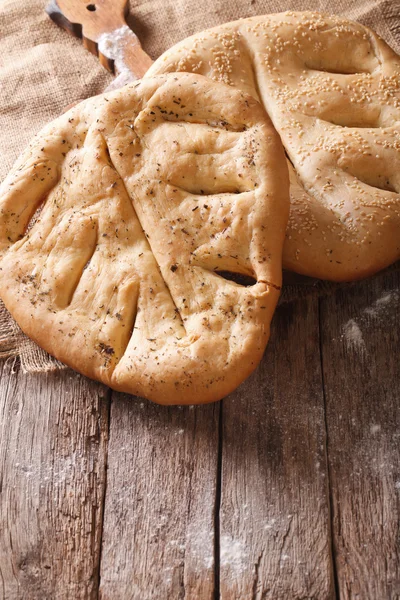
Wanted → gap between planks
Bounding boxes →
[213,400,223,600]
[318,297,340,600]
[95,293,336,599]
[95,387,112,596]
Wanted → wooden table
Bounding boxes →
[0,269,399,599]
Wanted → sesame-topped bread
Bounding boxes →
[147,11,400,281]
[0,73,289,404]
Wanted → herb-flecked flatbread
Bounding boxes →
[0,73,289,404]
[148,12,400,281]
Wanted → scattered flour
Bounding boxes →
[220,535,248,573]
[172,528,214,572]
[343,319,365,352]
[98,26,138,76]
[370,424,381,435]
[264,518,276,530]
[364,290,399,318]
[342,289,399,352]
[192,529,214,570]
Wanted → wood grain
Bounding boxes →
[99,395,219,600]
[1,276,399,598]
[320,270,400,600]
[218,297,335,600]
[0,362,110,600]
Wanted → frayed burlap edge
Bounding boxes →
[1,261,398,374]
[0,302,67,373]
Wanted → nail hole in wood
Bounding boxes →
[86,4,96,11]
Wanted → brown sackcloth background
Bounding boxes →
[0,0,399,372]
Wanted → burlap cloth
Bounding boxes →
[0,0,399,373]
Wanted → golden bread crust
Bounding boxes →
[0,73,289,404]
[147,12,400,281]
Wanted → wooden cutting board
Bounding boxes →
[46,0,154,91]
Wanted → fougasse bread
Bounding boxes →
[0,73,289,405]
[147,11,400,281]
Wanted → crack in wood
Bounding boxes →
[252,550,264,600]
[214,400,223,600]
[95,387,112,599]
[318,297,340,600]
[278,515,293,563]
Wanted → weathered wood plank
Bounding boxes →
[0,362,109,600]
[320,271,400,600]
[219,297,335,600]
[99,395,219,600]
